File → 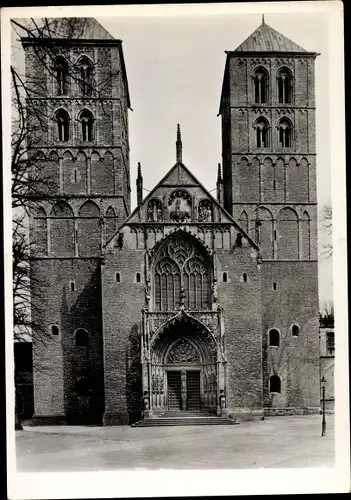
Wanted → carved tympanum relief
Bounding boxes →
[167,338,200,364]
[168,190,192,222]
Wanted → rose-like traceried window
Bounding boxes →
[147,199,163,222]
[153,234,211,311]
[198,199,213,222]
[168,190,192,223]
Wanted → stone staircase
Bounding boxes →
[132,410,238,427]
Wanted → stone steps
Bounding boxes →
[132,416,238,427]
[160,411,214,418]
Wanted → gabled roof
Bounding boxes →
[234,20,307,53]
[113,160,258,250]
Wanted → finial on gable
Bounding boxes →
[136,162,143,206]
[262,14,265,25]
[137,161,142,179]
[176,123,182,163]
[217,163,222,182]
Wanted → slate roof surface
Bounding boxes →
[234,21,307,53]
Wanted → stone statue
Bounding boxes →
[212,281,218,303]
[145,282,151,302]
[199,201,212,222]
[147,204,154,221]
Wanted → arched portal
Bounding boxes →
[143,310,224,415]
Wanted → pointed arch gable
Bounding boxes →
[150,309,217,355]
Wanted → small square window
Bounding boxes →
[273,282,277,291]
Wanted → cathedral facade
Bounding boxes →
[25,18,320,425]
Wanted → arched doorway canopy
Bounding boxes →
[150,309,217,364]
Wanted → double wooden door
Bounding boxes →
[167,371,200,410]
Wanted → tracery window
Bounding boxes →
[154,235,211,311]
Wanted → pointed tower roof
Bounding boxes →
[234,18,307,53]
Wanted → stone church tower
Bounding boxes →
[24,19,131,423]
[219,18,320,411]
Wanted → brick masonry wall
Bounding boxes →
[31,258,104,422]
[261,261,320,409]
[216,247,263,416]
[101,249,145,424]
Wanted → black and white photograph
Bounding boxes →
[3,1,349,498]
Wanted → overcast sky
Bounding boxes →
[96,10,333,302]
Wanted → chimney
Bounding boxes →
[216,163,223,205]
[136,162,143,206]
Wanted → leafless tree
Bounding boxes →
[319,204,332,260]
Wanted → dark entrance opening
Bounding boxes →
[167,372,181,410]
[186,371,200,410]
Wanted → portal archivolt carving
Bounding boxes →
[167,338,200,364]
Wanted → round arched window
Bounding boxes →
[291,324,300,336]
[75,329,89,347]
[269,329,280,347]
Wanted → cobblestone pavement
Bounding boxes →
[15,415,334,472]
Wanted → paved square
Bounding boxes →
[15,415,334,471]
